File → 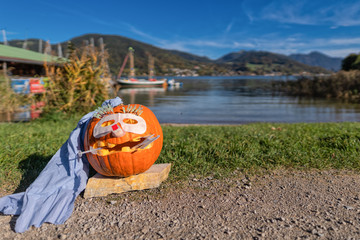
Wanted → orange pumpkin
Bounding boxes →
[84,104,163,177]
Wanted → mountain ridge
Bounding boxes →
[215,50,330,74]
[289,51,342,71]
[3,33,333,76]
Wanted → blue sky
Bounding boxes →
[1,0,360,59]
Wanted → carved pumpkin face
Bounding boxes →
[84,104,163,177]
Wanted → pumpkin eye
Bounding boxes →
[101,120,115,127]
[123,118,138,124]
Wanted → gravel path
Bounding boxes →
[1,169,360,239]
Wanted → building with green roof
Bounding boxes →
[0,44,65,76]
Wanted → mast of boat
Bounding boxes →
[57,43,63,58]
[39,39,43,53]
[128,47,135,78]
[148,53,155,80]
[44,40,51,55]
[117,53,129,79]
[99,37,110,76]
[22,39,28,49]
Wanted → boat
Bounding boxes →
[166,78,183,87]
[117,78,166,88]
[116,47,166,88]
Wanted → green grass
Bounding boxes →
[157,123,360,179]
[0,115,80,192]
[1,119,360,192]
[246,63,264,71]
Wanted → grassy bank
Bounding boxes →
[1,119,360,192]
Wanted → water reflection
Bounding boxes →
[118,87,166,106]
[117,77,360,124]
[0,108,43,122]
[0,102,45,122]
[3,77,357,124]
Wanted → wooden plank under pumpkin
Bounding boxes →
[83,163,171,198]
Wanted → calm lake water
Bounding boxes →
[117,76,360,124]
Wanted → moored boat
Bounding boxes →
[166,78,183,87]
[117,78,166,88]
[117,47,166,88]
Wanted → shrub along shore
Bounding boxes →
[1,117,359,193]
[276,70,360,102]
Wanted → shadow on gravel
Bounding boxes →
[14,154,52,193]
[9,215,19,232]
[0,212,19,232]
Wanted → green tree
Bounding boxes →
[342,53,358,71]
[351,55,360,70]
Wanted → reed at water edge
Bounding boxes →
[43,44,113,115]
[276,70,360,102]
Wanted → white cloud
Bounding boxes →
[261,1,315,25]
[327,37,360,45]
[225,21,234,34]
[126,25,166,44]
[145,32,360,58]
[157,42,190,52]
[157,39,234,51]
[254,36,360,57]
[233,42,256,48]
[243,0,360,27]
[321,48,360,57]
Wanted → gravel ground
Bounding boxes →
[1,169,360,239]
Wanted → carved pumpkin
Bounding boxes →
[84,104,163,177]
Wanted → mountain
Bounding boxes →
[4,34,330,76]
[216,50,330,74]
[61,34,232,76]
[289,51,343,71]
[168,50,213,63]
[3,34,228,76]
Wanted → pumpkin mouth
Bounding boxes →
[92,136,154,156]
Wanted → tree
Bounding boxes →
[341,53,358,71]
[351,55,360,70]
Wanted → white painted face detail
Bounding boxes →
[119,113,147,134]
[93,113,147,138]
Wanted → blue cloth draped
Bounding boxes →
[0,97,123,233]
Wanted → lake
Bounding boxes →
[117,76,360,124]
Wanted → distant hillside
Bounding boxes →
[4,34,331,76]
[289,51,343,71]
[4,35,228,76]
[168,50,213,63]
[65,34,234,76]
[216,50,330,74]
